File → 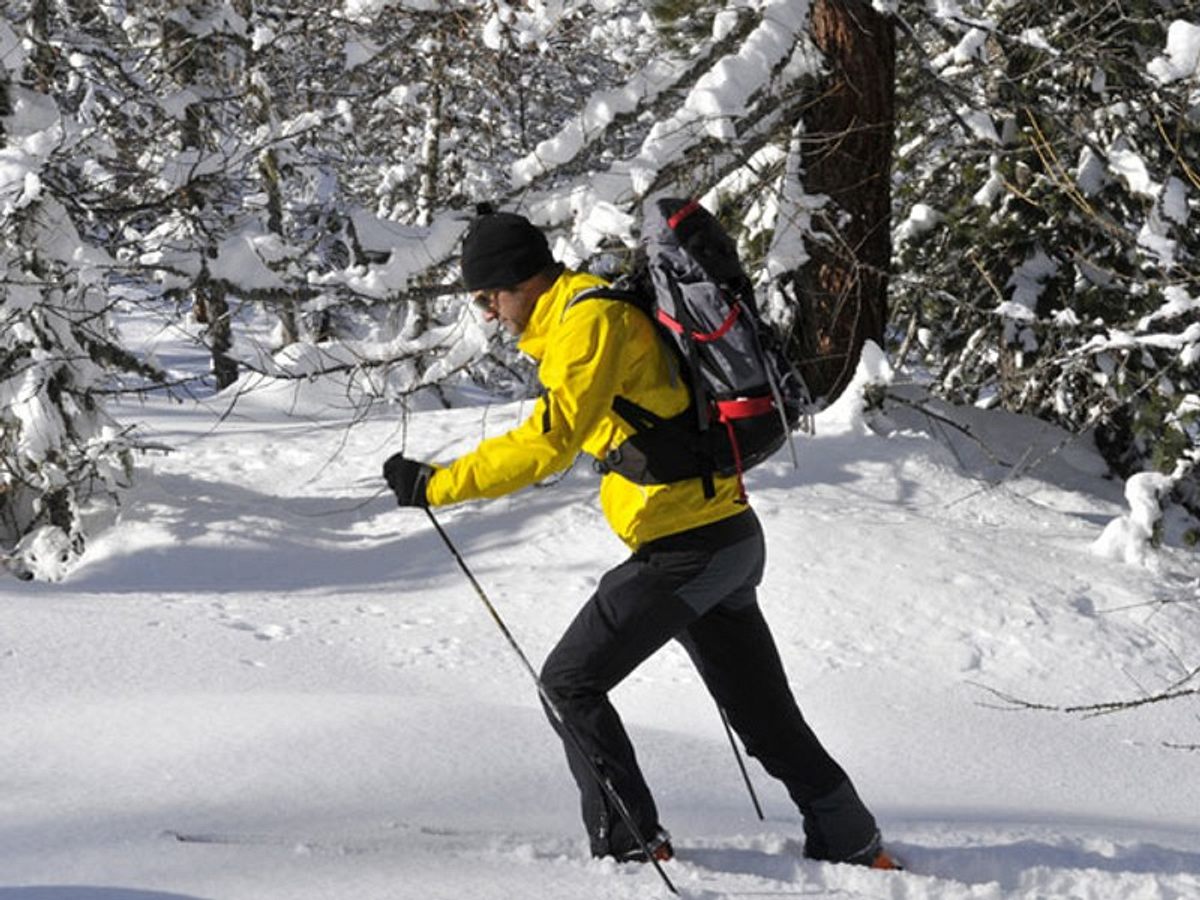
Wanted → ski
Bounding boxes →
[163,823,477,857]
[165,822,491,844]
[164,828,377,856]
[162,822,566,857]
[164,826,906,893]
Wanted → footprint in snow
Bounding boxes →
[224,620,293,641]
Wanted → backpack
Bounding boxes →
[573,196,812,499]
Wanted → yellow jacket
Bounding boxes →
[425,269,746,548]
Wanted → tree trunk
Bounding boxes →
[259,148,299,346]
[236,0,299,348]
[790,0,895,403]
[198,271,239,389]
[1,63,10,134]
[26,0,58,91]
[416,44,443,228]
[163,14,240,383]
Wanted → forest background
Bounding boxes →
[2,0,1198,581]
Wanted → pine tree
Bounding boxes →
[1,8,159,579]
[891,0,1198,508]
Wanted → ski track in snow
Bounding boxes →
[3,360,1200,898]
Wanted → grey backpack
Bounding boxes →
[574,197,811,498]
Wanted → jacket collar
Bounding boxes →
[516,269,586,362]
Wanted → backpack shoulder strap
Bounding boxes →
[566,285,649,314]
[566,285,718,498]
[567,284,683,383]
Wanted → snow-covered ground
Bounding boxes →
[3,319,1199,899]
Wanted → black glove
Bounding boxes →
[383,453,434,508]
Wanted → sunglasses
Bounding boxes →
[472,289,508,311]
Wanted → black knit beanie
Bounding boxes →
[461,211,554,291]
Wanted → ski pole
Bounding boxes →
[422,507,678,895]
[718,705,764,820]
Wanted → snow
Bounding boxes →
[1148,20,1200,85]
[3,317,1200,899]
[0,88,62,215]
[344,39,382,70]
[1075,146,1107,196]
[959,109,1000,144]
[1141,286,1200,328]
[683,0,807,141]
[896,202,943,245]
[1001,248,1057,319]
[622,0,816,196]
[1,19,25,72]
[1161,177,1190,226]
[973,155,1004,207]
[1107,144,1158,200]
[712,9,740,41]
[1137,220,1178,270]
[507,1,823,249]
[511,57,688,188]
[1017,28,1055,55]
[1092,472,1179,568]
[342,0,444,23]
[209,230,288,292]
[932,26,990,70]
[308,211,467,299]
[481,0,569,51]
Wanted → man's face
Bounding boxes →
[473,285,537,336]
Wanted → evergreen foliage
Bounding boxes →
[3,0,1197,577]
[1,53,155,579]
[891,1,1199,498]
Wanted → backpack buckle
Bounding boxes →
[593,447,625,476]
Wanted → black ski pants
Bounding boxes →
[539,508,877,859]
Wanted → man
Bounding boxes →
[383,208,897,869]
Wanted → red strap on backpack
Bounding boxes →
[712,395,776,502]
[715,395,775,420]
[666,199,702,229]
[655,303,741,343]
